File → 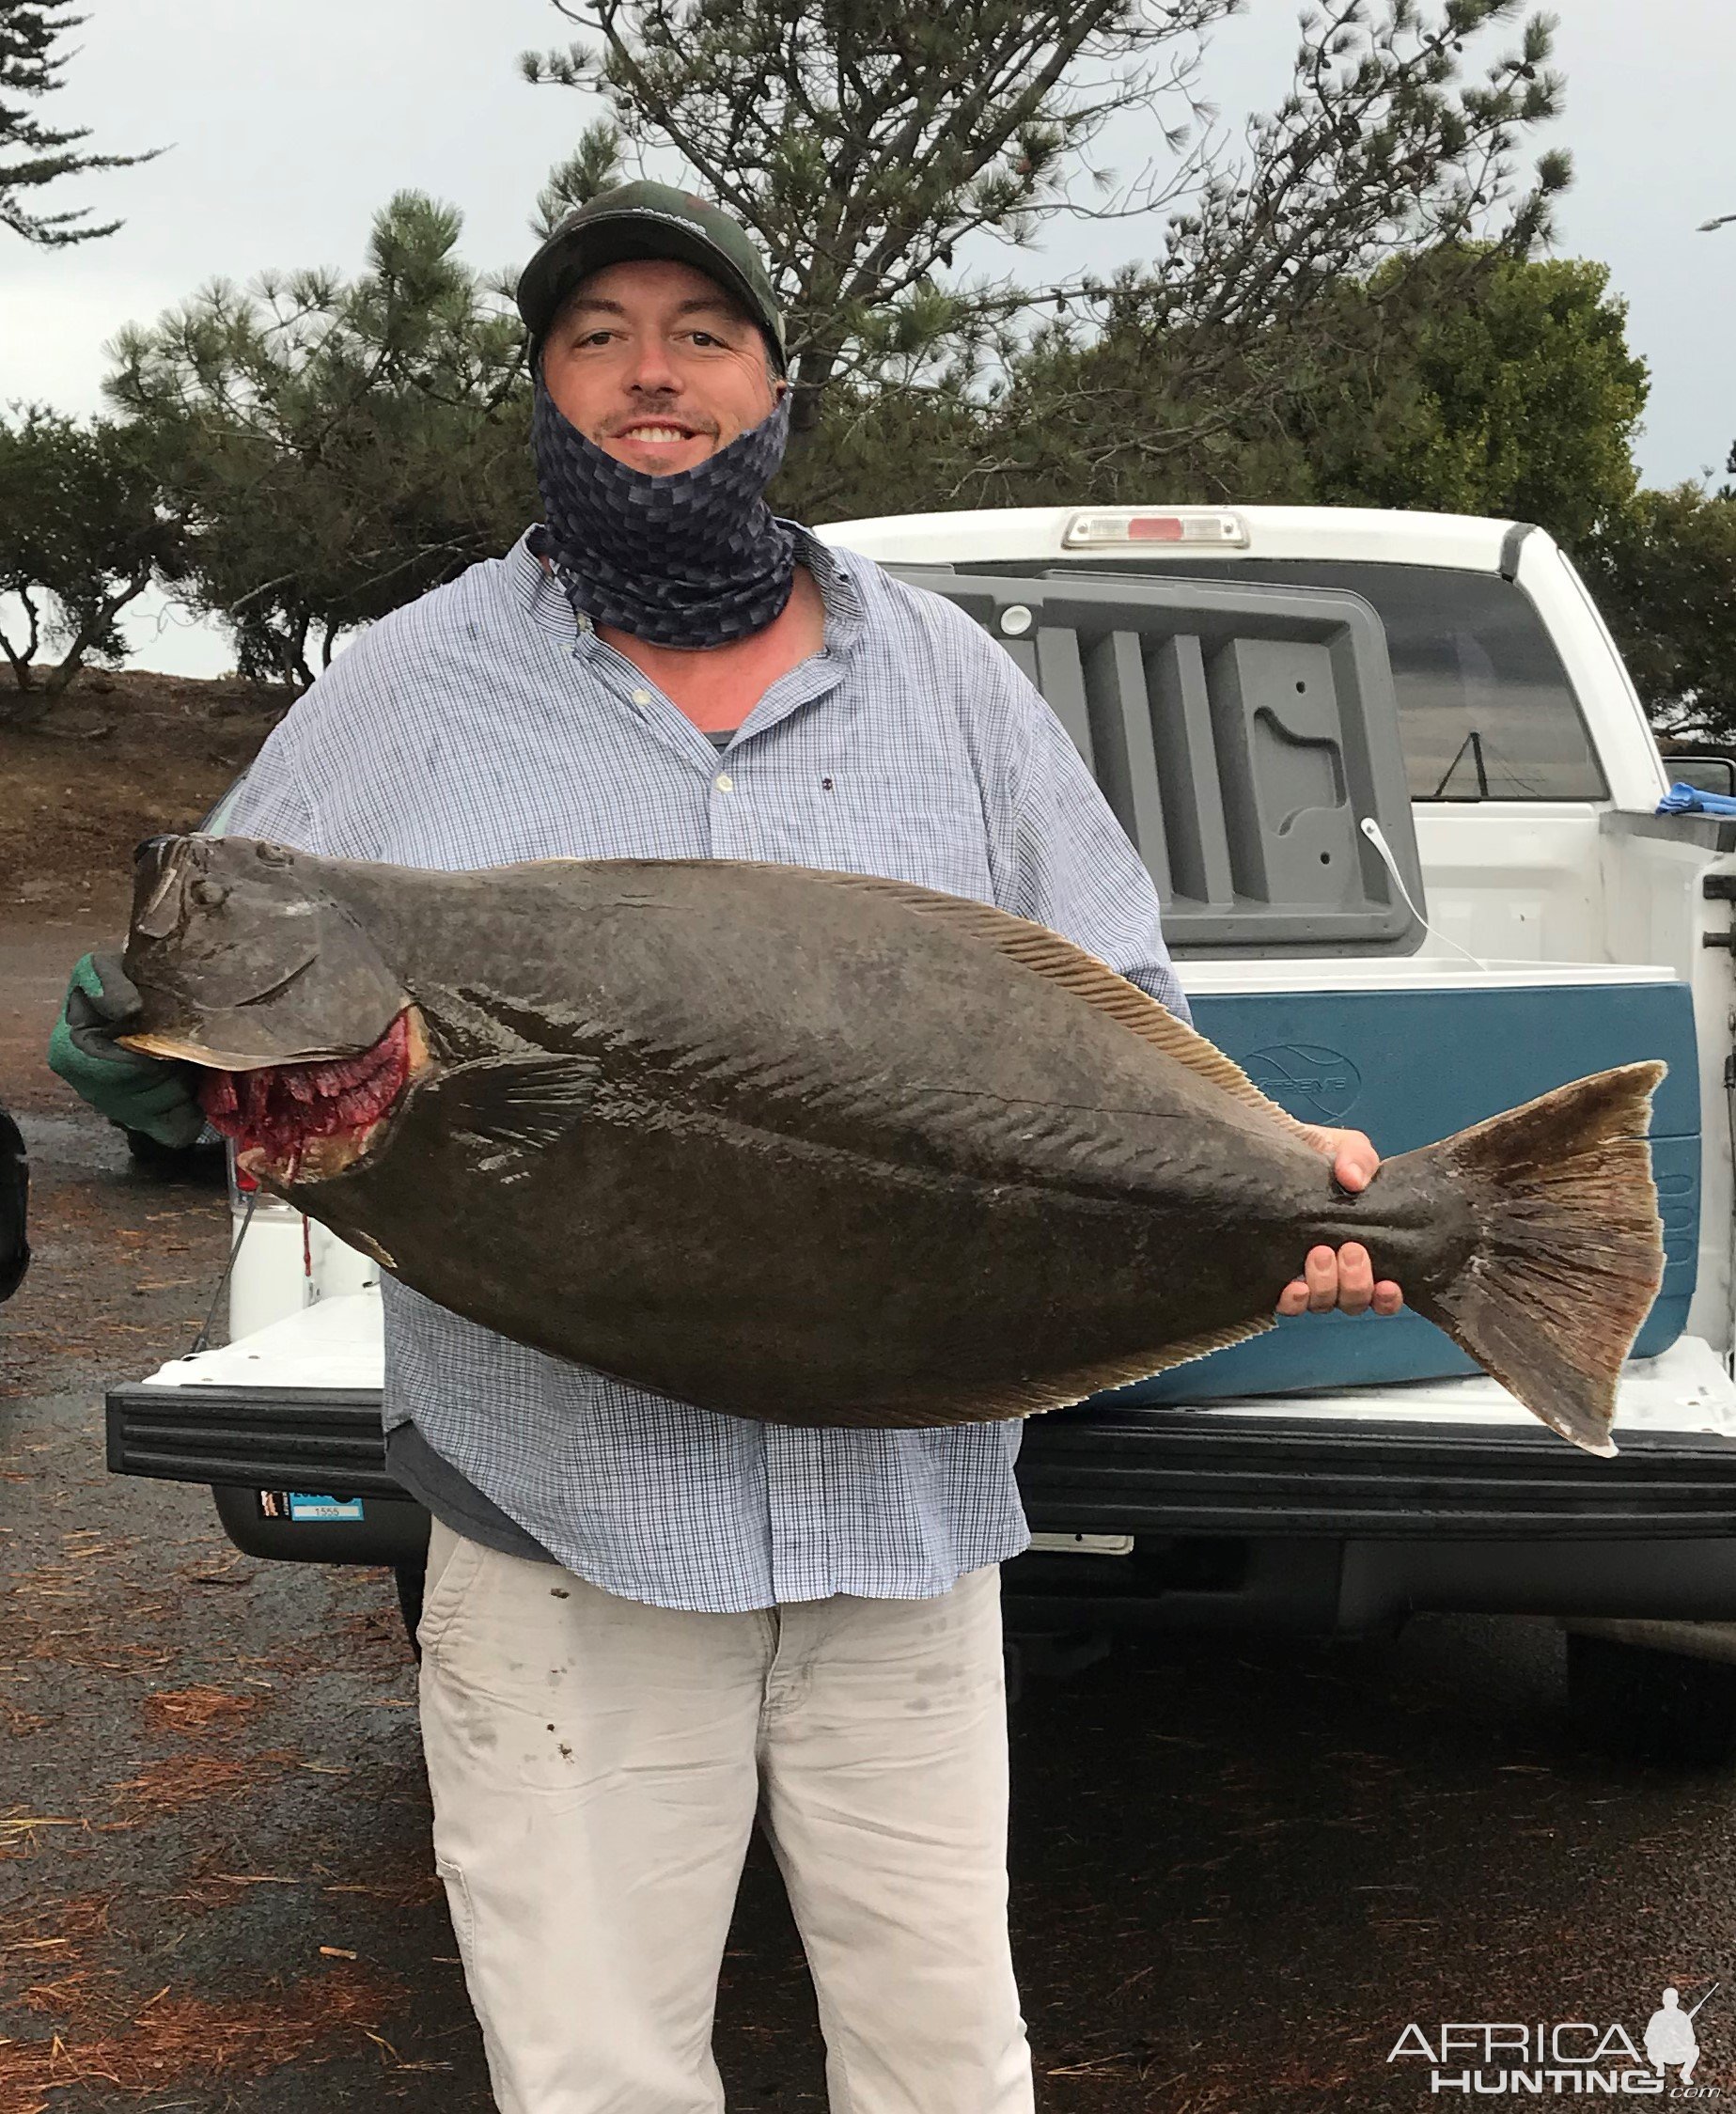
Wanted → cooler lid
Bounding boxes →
[889,567,1426,956]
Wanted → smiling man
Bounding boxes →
[524,235,829,736]
[50,182,1399,2113]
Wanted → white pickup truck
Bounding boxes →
[105,503,1736,1756]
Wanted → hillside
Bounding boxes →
[1,668,294,929]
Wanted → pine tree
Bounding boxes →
[106,193,534,683]
[522,0,1570,441]
[1,1,154,244]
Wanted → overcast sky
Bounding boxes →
[2,0,1731,677]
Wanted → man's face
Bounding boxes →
[540,257,783,478]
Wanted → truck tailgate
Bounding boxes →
[107,1294,1736,1516]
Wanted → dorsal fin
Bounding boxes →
[798,869,1315,1147]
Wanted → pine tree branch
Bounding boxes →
[0,0,159,244]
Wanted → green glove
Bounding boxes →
[46,951,206,1150]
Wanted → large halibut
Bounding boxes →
[118,835,1666,1454]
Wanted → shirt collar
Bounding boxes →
[506,518,867,658]
[786,523,867,654]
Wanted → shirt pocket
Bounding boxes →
[768,779,995,901]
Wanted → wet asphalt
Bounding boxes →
[4,923,1735,2113]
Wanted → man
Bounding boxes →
[52,183,1401,2113]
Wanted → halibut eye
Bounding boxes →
[191,879,228,908]
[255,843,293,867]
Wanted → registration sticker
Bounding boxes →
[286,1492,366,1523]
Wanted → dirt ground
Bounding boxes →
[7,694,1736,2110]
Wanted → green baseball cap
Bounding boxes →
[516,180,787,374]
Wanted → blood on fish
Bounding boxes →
[198,1011,413,1165]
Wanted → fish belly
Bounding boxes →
[304,1069,1341,1426]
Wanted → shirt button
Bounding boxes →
[631,687,652,705]
[714,771,734,791]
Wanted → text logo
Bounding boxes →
[1389,1985,1719,2098]
[1243,1042,1362,1123]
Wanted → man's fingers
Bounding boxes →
[1304,1245,1337,1313]
[1336,1242,1374,1317]
[1277,1254,1407,1319]
[1330,1133,1380,1194]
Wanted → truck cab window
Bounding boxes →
[1052,559,1608,803]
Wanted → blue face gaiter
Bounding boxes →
[528,381,798,648]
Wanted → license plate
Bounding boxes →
[1027,1531,1134,1556]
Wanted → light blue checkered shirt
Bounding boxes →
[227,525,1187,1611]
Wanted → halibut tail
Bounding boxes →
[1405,1062,1667,1458]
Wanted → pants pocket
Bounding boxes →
[435,1853,476,1961]
[416,1527,487,1657]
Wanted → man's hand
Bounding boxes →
[1275,1125,1404,1319]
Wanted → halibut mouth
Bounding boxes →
[120,1030,373,1071]
[168,1007,431,1184]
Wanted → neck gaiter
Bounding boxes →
[528,383,798,647]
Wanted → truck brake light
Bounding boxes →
[1062,509,1247,548]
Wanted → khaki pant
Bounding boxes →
[417,1518,1035,2114]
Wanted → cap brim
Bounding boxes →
[517,210,783,370]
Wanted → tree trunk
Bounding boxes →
[41,572,153,698]
[0,588,42,707]
[287,613,315,691]
[786,343,846,439]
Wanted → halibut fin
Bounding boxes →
[818,1313,1275,1428]
[805,871,1316,1145]
[1403,1062,1667,1458]
[433,1055,603,1156]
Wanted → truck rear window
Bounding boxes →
[1045,560,1607,803]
